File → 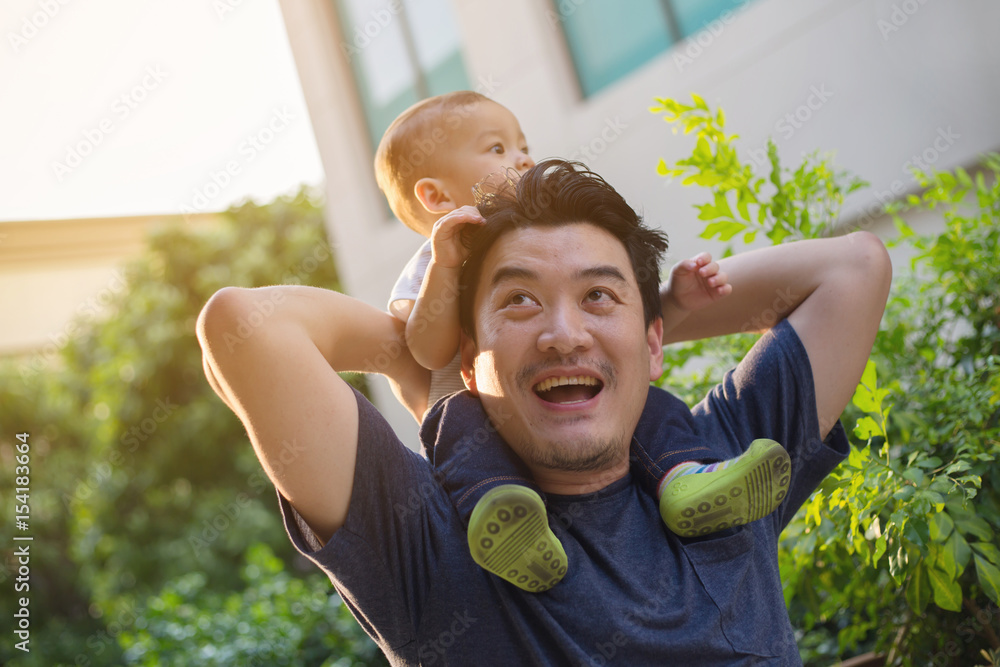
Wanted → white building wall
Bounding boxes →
[279,0,1000,447]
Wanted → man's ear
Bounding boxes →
[459,330,478,396]
[414,177,457,215]
[647,317,665,382]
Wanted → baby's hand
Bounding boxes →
[430,206,485,269]
[665,252,731,312]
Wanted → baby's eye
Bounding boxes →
[490,143,505,155]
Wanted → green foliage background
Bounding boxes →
[0,190,385,666]
[652,95,1000,666]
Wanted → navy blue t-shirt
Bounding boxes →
[279,320,849,665]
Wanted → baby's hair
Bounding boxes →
[375,90,492,232]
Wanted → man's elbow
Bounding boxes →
[846,231,893,299]
[196,286,253,354]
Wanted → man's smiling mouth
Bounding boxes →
[533,376,603,405]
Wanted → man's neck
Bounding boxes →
[531,459,630,496]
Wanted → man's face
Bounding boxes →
[461,223,663,479]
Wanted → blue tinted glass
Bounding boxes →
[561,0,672,97]
[672,0,744,37]
[335,0,469,147]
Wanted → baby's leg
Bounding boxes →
[422,393,567,593]
[631,386,791,537]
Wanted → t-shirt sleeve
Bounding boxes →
[690,319,850,531]
[277,385,454,653]
[387,239,433,309]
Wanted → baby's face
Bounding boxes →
[434,100,535,207]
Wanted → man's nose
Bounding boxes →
[537,305,592,355]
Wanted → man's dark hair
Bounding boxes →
[459,158,669,339]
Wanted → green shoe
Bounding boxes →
[468,485,568,593]
[659,439,791,537]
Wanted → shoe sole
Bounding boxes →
[660,439,791,537]
[468,485,568,592]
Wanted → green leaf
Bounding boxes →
[656,159,670,176]
[955,515,995,542]
[927,566,963,611]
[928,511,954,542]
[691,92,708,110]
[972,542,1000,565]
[975,555,1000,605]
[694,136,713,162]
[872,533,888,567]
[906,563,930,613]
[700,220,747,241]
[853,415,883,440]
[736,188,752,222]
[946,530,971,576]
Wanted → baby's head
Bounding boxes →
[375,91,534,236]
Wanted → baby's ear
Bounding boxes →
[414,177,457,215]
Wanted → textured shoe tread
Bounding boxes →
[660,439,791,536]
[468,485,567,592]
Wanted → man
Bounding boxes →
[197,159,891,664]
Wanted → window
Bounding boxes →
[335,0,470,148]
[558,0,750,97]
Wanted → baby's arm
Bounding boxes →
[659,252,732,342]
[399,206,485,370]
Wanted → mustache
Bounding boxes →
[515,356,617,391]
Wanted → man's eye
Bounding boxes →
[586,289,613,302]
[508,293,536,306]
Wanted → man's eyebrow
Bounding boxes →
[490,266,540,287]
[577,266,628,283]
[489,265,629,287]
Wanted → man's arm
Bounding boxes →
[197,285,420,542]
[662,232,892,436]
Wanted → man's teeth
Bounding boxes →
[534,375,599,393]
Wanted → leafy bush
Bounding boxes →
[651,95,1000,665]
[0,189,379,666]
